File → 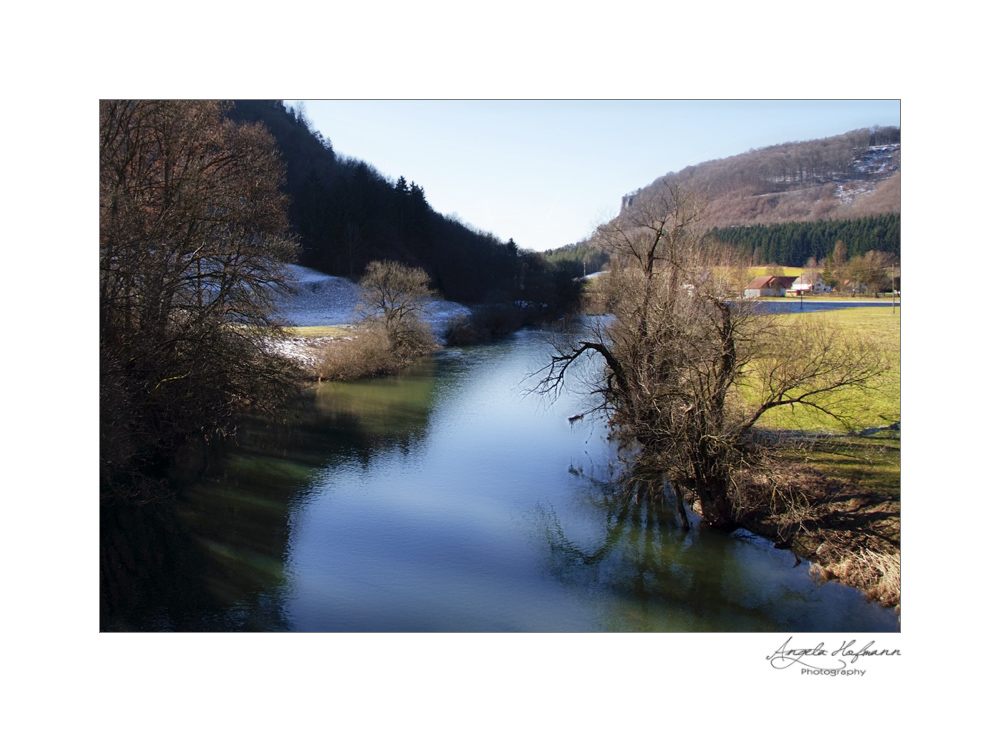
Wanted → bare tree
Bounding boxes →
[536,184,887,529]
[100,100,300,497]
[357,260,436,356]
[860,250,894,294]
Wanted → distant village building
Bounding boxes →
[790,272,831,293]
[841,279,866,295]
[744,275,798,298]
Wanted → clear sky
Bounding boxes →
[292,100,900,252]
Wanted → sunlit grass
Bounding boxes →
[776,431,901,498]
[280,325,352,338]
[749,306,900,432]
[747,265,804,278]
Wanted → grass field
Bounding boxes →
[746,265,804,278]
[280,325,353,339]
[751,306,900,432]
[726,304,903,605]
[772,430,900,498]
[748,305,901,502]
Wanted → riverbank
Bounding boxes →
[270,264,468,381]
[735,306,900,610]
[684,427,901,612]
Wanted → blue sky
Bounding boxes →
[292,100,899,252]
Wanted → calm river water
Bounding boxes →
[100,326,899,632]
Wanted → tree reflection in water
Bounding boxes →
[100,496,294,631]
[101,359,441,632]
[536,467,860,632]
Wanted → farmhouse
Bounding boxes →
[790,272,831,293]
[744,275,798,298]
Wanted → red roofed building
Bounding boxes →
[744,275,797,298]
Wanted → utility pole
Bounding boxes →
[891,264,896,315]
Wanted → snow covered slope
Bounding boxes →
[273,264,471,338]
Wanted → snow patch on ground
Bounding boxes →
[269,334,351,370]
[270,264,472,366]
[274,264,365,327]
[834,181,876,204]
[852,144,900,177]
[275,264,471,334]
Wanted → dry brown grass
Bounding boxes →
[315,328,403,381]
[730,469,815,547]
[315,325,436,381]
[716,451,901,610]
[811,545,901,610]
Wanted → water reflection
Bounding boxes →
[101,359,441,631]
[756,299,901,314]
[313,357,437,440]
[101,497,292,631]
[536,471,899,632]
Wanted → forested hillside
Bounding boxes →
[543,126,902,269]
[227,101,578,308]
[626,126,900,228]
[541,239,610,276]
[232,102,900,283]
[708,213,900,267]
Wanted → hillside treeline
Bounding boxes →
[707,213,900,267]
[663,126,899,197]
[623,127,900,228]
[542,239,610,275]
[227,101,579,310]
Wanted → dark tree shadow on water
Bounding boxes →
[531,468,888,632]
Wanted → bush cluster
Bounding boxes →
[316,323,436,382]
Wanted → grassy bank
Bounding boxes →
[740,305,901,609]
[738,427,901,605]
[754,306,901,432]
[281,325,353,339]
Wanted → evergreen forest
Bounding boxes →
[227,101,580,310]
[707,214,900,267]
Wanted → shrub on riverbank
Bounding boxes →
[315,324,436,381]
[444,299,583,346]
[313,260,439,381]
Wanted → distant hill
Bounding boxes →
[544,127,901,269]
[623,127,900,228]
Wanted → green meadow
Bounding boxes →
[749,306,901,498]
[751,306,900,432]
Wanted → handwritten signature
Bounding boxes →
[767,637,901,670]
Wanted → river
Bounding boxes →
[759,298,900,313]
[100,326,899,632]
